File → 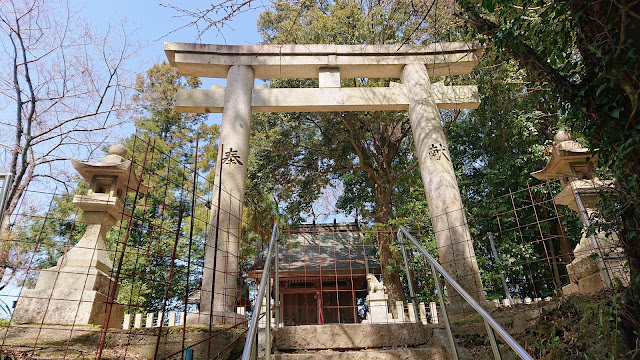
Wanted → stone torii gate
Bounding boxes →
[165,42,487,324]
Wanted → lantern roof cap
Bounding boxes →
[531,131,596,180]
[71,145,148,194]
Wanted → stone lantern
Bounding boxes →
[12,145,147,328]
[531,131,628,294]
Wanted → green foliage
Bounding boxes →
[448,47,558,200]
[7,181,90,288]
[388,186,441,302]
[131,62,219,175]
[247,108,333,224]
[249,0,589,306]
[9,62,218,314]
[252,0,466,304]
[441,46,583,300]
[259,0,463,45]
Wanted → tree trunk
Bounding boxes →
[620,206,640,328]
[373,183,406,318]
[0,219,10,290]
[376,225,406,318]
[547,230,562,289]
[0,180,28,289]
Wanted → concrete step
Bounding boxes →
[274,348,447,360]
[274,323,430,350]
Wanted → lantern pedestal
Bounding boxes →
[10,211,125,328]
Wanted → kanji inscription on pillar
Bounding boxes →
[222,148,244,165]
[428,143,448,160]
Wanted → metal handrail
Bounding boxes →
[398,226,534,360]
[241,223,280,360]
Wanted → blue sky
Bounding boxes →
[81,1,353,223]
[79,0,352,223]
[81,1,263,73]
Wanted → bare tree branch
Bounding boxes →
[159,0,267,40]
[0,0,136,234]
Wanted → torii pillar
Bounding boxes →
[166,43,487,320]
[198,65,254,325]
[403,63,485,306]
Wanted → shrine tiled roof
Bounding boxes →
[252,223,381,276]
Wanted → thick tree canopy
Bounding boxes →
[249,0,464,225]
[117,62,218,311]
[247,0,473,306]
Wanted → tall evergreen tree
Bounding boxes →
[115,62,219,311]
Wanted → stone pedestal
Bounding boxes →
[362,274,395,324]
[560,185,628,294]
[12,211,124,328]
[562,226,628,295]
[402,63,485,305]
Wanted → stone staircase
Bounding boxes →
[272,323,449,359]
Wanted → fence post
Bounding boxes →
[408,302,417,322]
[265,274,272,360]
[429,302,438,324]
[419,302,428,325]
[395,301,405,322]
[487,232,513,303]
[274,232,281,327]
[146,313,154,328]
